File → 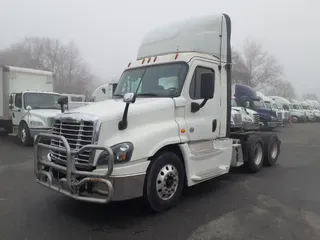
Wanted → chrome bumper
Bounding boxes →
[30,128,52,138]
[34,133,115,204]
[267,122,278,128]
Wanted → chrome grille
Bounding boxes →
[284,112,290,119]
[49,114,100,166]
[253,114,259,126]
[233,112,242,125]
[277,112,283,120]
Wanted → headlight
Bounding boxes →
[244,116,253,122]
[97,142,134,165]
[30,121,43,126]
[271,116,277,121]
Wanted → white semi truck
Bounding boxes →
[34,13,281,212]
[0,66,62,145]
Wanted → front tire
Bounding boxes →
[144,152,185,213]
[18,122,32,146]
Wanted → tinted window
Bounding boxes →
[189,67,215,100]
[15,93,22,108]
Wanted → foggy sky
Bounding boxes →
[0,0,318,96]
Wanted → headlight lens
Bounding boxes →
[97,142,134,165]
[30,121,43,126]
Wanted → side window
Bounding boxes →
[189,67,215,100]
[15,93,22,108]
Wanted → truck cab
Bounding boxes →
[305,100,320,121]
[300,101,316,122]
[288,98,311,122]
[256,91,284,126]
[234,84,279,130]
[9,90,61,145]
[231,97,259,131]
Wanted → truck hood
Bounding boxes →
[232,107,257,115]
[255,107,276,117]
[68,98,175,123]
[30,109,62,118]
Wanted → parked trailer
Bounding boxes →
[34,13,281,212]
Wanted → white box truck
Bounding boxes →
[34,13,282,212]
[0,65,62,145]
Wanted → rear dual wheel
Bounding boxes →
[242,133,280,173]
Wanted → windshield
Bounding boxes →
[252,100,264,107]
[114,63,188,98]
[292,104,300,109]
[283,104,290,110]
[231,99,237,107]
[265,101,272,108]
[23,93,60,110]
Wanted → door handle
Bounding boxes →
[212,119,217,132]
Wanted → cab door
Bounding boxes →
[184,60,221,141]
[11,93,24,126]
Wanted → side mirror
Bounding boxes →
[57,96,68,113]
[191,73,215,113]
[102,88,106,94]
[118,93,137,131]
[26,105,32,111]
[123,93,136,104]
[200,73,214,99]
[9,104,13,110]
[245,101,250,108]
[58,96,68,105]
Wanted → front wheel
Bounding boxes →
[144,152,185,213]
[18,122,32,146]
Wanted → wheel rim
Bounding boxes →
[271,141,278,159]
[292,117,298,123]
[156,164,179,200]
[254,143,263,165]
[20,128,26,143]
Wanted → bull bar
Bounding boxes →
[34,133,114,204]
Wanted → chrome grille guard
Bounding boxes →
[34,133,114,204]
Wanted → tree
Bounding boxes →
[232,39,283,89]
[0,37,93,94]
[266,80,296,98]
[302,93,319,101]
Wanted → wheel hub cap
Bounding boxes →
[254,144,263,165]
[271,142,278,159]
[21,128,26,142]
[156,164,179,200]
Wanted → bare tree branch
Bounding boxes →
[232,39,283,89]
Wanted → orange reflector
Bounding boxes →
[127,62,131,67]
[153,56,157,62]
[121,153,127,161]
[142,59,145,64]
[175,53,179,60]
[180,128,186,133]
[147,58,151,63]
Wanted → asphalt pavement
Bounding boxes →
[1,123,320,240]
